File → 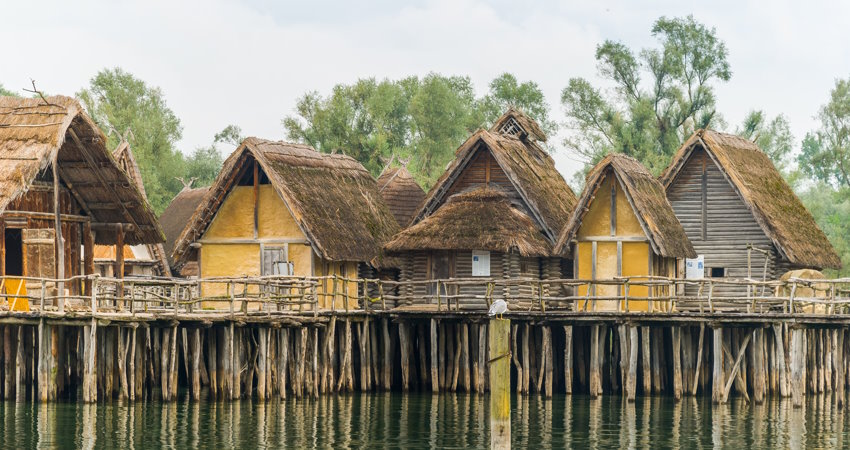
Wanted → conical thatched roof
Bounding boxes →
[377,165,425,227]
[556,154,695,258]
[172,138,400,268]
[385,187,551,257]
[413,122,576,245]
[0,95,163,245]
[661,129,841,269]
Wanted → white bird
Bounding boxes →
[488,299,508,320]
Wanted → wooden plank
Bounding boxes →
[430,319,438,392]
[672,326,682,400]
[642,327,651,395]
[489,318,510,450]
[712,327,723,404]
[590,324,600,398]
[563,325,572,395]
[627,325,638,401]
[790,328,804,408]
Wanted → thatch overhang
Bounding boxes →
[661,129,841,269]
[413,128,576,244]
[377,166,426,227]
[113,141,171,276]
[171,138,400,268]
[385,187,551,257]
[0,95,164,245]
[159,185,209,268]
[556,153,696,259]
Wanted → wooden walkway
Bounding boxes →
[0,274,849,406]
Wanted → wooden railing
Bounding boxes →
[1,274,849,316]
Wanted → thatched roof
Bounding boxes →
[414,126,576,244]
[0,96,163,245]
[385,187,551,257]
[112,141,171,275]
[172,138,400,268]
[661,129,841,269]
[491,107,547,142]
[556,154,695,258]
[159,185,209,268]
[377,166,425,227]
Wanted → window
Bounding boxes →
[4,229,22,276]
[472,250,490,277]
[262,246,291,276]
[710,267,726,278]
[498,117,524,137]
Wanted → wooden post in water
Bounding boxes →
[790,327,805,408]
[489,318,510,450]
[712,327,724,404]
[563,325,573,395]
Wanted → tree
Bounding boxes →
[798,77,850,189]
[0,84,20,97]
[283,73,482,188]
[78,68,185,213]
[798,185,850,277]
[480,73,556,137]
[736,110,793,171]
[561,15,731,174]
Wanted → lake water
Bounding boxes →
[0,392,847,448]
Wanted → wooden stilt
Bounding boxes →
[544,326,553,397]
[118,328,129,400]
[16,326,25,403]
[399,321,410,391]
[835,329,845,408]
[642,327,651,395]
[672,326,682,401]
[564,325,573,395]
[790,328,804,408]
[692,323,705,396]
[461,323,470,393]
[627,325,638,402]
[4,326,13,400]
[207,329,217,398]
[430,319,439,393]
[489,318,510,450]
[511,324,521,395]
[753,328,765,404]
[258,328,267,400]
[712,327,724,404]
[191,328,201,400]
[590,324,600,398]
[521,323,530,394]
[381,318,391,391]
[479,323,487,394]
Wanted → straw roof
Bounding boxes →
[661,129,841,269]
[172,138,400,268]
[491,107,547,142]
[385,187,551,257]
[112,141,171,275]
[0,95,163,245]
[414,126,576,245]
[556,154,695,258]
[159,185,209,268]
[377,166,425,227]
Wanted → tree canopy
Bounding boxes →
[283,72,551,188]
[561,15,731,174]
[0,84,20,97]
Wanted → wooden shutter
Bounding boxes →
[23,228,56,278]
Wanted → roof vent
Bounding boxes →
[498,116,525,138]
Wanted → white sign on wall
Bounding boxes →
[685,255,704,279]
[471,250,491,277]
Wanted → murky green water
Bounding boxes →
[0,393,847,448]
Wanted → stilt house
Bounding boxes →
[170,138,399,308]
[377,165,425,228]
[662,129,841,296]
[159,184,209,277]
[90,141,171,278]
[384,108,577,308]
[0,96,164,307]
[555,154,695,311]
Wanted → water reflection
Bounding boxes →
[2,393,850,448]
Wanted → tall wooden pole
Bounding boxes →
[489,318,510,450]
[53,156,64,313]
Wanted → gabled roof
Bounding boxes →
[0,95,163,245]
[491,107,547,142]
[661,129,840,269]
[413,126,576,244]
[159,185,209,268]
[112,141,171,276]
[385,187,551,257]
[556,153,696,259]
[172,138,400,267]
[377,165,425,227]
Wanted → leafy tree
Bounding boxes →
[0,84,20,97]
[561,15,731,174]
[798,78,850,189]
[214,124,245,147]
[284,74,483,188]
[480,73,556,137]
[78,68,185,213]
[798,185,850,277]
[736,110,793,171]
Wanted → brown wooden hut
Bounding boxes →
[662,129,841,296]
[170,137,400,308]
[555,154,695,311]
[159,184,209,277]
[385,108,577,308]
[0,95,164,308]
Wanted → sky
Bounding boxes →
[2,0,848,180]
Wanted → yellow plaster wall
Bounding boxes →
[615,181,644,236]
[314,256,358,310]
[199,243,260,306]
[594,242,619,311]
[577,177,612,238]
[622,242,650,311]
[205,186,255,239]
[258,185,303,238]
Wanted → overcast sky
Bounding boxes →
[2,0,848,179]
